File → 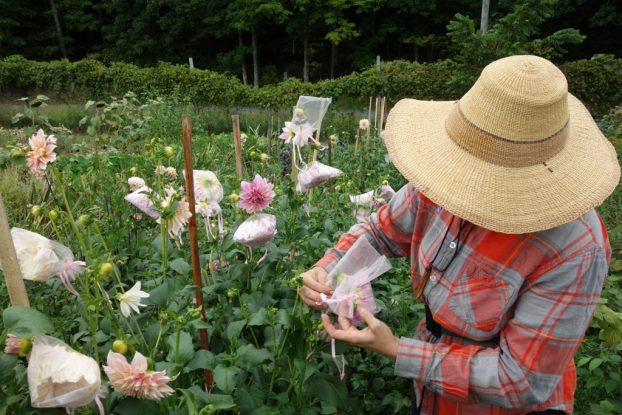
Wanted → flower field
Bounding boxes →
[1,95,622,414]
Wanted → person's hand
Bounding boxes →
[299,267,332,310]
[321,308,399,360]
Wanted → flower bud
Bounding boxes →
[164,146,174,158]
[31,205,42,217]
[382,180,389,185]
[228,193,240,204]
[99,262,114,277]
[260,153,269,163]
[249,150,257,159]
[48,209,59,221]
[129,166,138,175]
[78,214,92,226]
[112,339,128,354]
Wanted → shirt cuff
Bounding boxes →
[394,336,433,380]
[314,251,340,274]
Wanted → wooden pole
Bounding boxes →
[231,114,244,180]
[379,97,387,133]
[0,193,30,307]
[374,96,379,131]
[181,115,213,391]
[266,105,273,156]
[367,97,372,128]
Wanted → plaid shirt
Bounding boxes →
[316,184,610,414]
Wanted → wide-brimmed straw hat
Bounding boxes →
[383,55,620,233]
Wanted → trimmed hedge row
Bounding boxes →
[1,54,620,118]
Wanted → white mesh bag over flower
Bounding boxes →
[233,213,277,247]
[4,227,86,296]
[321,237,391,325]
[27,335,104,413]
[296,161,342,193]
[292,96,332,131]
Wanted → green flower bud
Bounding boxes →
[99,262,114,277]
[112,339,128,354]
[78,214,92,226]
[164,146,174,158]
[31,205,42,217]
[48,209,59,221]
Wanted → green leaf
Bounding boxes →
[204,393,237,410]
[589,357,604,371]
[213,364,240,394]
[236,344,272,369]
[0,354,18,384]
[226,320,246,341]
[577,356,592,367]
[3,306,54,337]
[248,308,267,326]
[170,258,191,276]
[113,398,163,414]
[185,349,216,371]
[166,331,194,364]
[179,388,198,415]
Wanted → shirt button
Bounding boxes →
[449,241,457,249]
[430,274,437,282]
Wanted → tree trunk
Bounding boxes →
[480,0,490,34]
[330,43,337,79]
[49,0,67,59]
[238,30,248,86]
[303,34,309,83]
[251,26,259,88]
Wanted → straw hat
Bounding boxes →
[383,55,620,233]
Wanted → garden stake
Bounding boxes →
[379,97,386,133]
[231,114,245,180]
[181,115,213,392]
[266,105,273,156]
[367,96,372,126]
[0,193,30,307]
[374,96,380,130]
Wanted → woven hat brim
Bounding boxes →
[383,95,621,233]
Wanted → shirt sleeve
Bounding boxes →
[314,184,418,273]
[394,249,608,408]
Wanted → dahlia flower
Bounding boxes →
[26,129,57,175]
[238,174,275,213]
[157,187,192,242]
[193,170,223,202]
[117,281,149,318]
[124,186,160,220]
[4,334,31,357]
[127,176,146,191]
[103,351,173,400]
[359,119,370,130]
[279,121,314,147]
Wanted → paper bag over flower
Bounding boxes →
[27,335,104,413]
[321,237,391,325]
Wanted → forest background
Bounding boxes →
[1,0,621,88]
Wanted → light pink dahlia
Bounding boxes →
[26,129,57,173]
[279,121,314,147]
[237,174,275,213]
[157,187,192,242]
[103,351,173,400]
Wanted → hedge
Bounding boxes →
[0,54,620,118]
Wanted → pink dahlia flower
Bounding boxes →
[4,334,31,357]
[238,174,275,213]
[103,351,173,400]
[26,129,57,174]
[157,187,192,243]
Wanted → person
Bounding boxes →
[299,55,620,414]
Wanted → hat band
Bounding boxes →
[445,103,569,167]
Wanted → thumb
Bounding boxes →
[359,308,378,328]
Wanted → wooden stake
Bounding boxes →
[374,96,380,130]
[379,97,387,133]
[0,193,30,307]
[181,115,213,391]
[231,114,244,180]
[367,97,372,128]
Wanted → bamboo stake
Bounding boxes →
[367,96,372,125]
[181,115,213,392]
[231,114,244,180]
[0,193,29,307]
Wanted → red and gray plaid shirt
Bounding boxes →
[316,184,610,414]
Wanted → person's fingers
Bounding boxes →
[299,286,327,309]
[337,312,352,331]
[359,308,379,330]
[301,267,332,295]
